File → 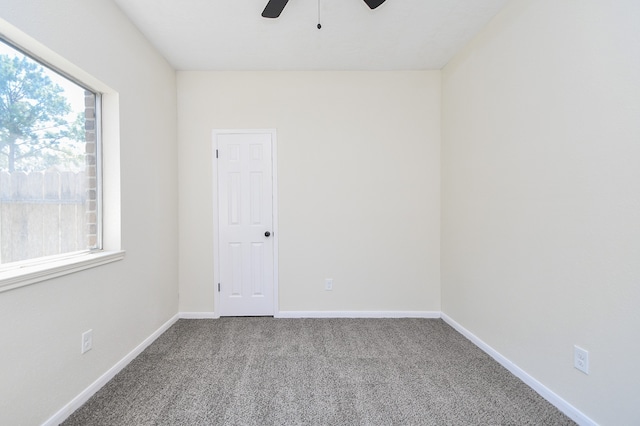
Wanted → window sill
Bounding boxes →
[0,250,125,293]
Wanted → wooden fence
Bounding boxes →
[0,170,89,264]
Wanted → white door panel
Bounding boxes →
[216,132,275,316]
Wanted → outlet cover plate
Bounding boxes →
[325,278,333,291]
[574,345,589,374]
[82,329,93,354]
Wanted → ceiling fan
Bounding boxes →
[262,0,387,19]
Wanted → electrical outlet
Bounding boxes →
[574,345,589,374]
[325,278,333,291]
[81,329,93,354]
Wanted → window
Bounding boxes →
[0,38,106,277]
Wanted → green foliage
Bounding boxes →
[0,53,85,172]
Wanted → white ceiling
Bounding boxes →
[112,0,509,71]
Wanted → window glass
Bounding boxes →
[0,40,99,265]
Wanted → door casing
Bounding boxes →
[212,129,279,317]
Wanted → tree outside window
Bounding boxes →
[0,40,99,264]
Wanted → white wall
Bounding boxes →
[0,1,178,424]
[178,71,441,314]
[8,0,637,423]
[442,0,640,424]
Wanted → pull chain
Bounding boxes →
[317,0,322,29]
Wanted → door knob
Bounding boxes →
[265,231,271,237]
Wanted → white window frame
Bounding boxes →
[0,24,124,293]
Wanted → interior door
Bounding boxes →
[216,132,275,316]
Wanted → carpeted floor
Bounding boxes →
[63,318,575,425]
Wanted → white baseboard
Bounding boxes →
[42,314,180,426]
[178,311,440,319]
[276,310,441,319]
[179,311,219,319]
[441,313,596,426]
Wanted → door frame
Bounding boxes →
[212,129,279,317]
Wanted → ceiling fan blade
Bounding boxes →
[262,0,290,18]
[363,0,386,9]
